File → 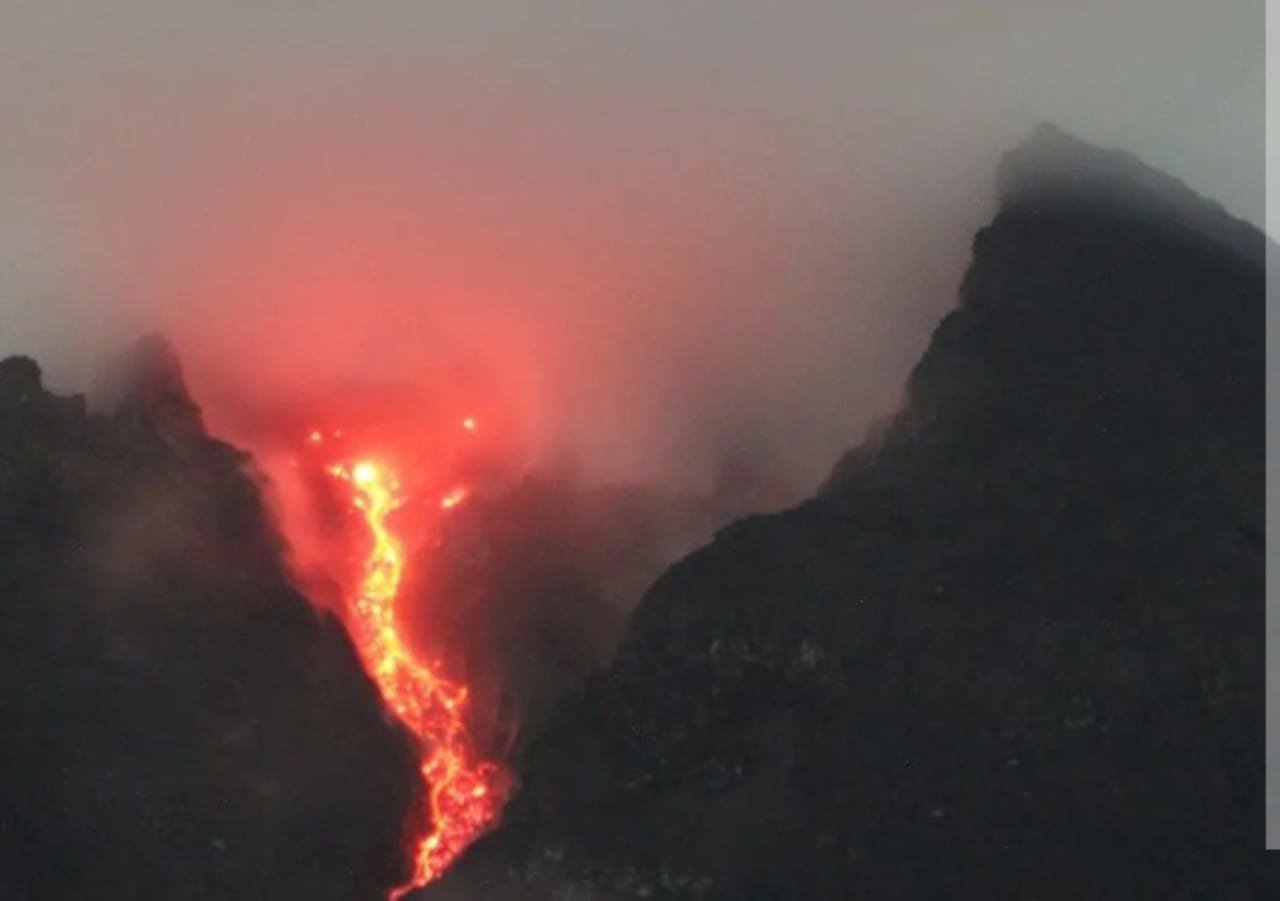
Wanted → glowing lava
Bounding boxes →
[440,486,469,510]
[328,456,512,896]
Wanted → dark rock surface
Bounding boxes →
[0,339,422,900]
[422,130,1269,899]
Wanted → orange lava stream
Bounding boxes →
[329,459,511,897]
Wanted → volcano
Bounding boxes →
[0,127,1269,899]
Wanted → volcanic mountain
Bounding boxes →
[0,125,1268,899]
[418,125,1270,899]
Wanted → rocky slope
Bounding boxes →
[0,341,422,900]
[421,128,1269,899]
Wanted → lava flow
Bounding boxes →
[327,454,513,896]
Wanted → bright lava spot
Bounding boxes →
[328,458,512,897]
[308,429,324,444]
[462,417,477,432]
[440,487,468,510]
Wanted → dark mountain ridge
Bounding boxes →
[0,342,424,900]
[421,128,1268,899]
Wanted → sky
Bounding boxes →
[0,1,1264,495]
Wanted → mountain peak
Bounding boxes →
[105,334,207,441]
[995,123,1262,262]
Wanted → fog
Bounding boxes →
[0,6,1266,891]
[0,1,1263,497]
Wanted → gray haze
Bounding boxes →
[0,1,1263,498]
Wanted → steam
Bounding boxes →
[51,94,897,502]
[0,3,1261,511]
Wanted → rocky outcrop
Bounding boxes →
[421,129,1269,899]
[0,351,422,900]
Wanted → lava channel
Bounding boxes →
[327,457,513,896]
